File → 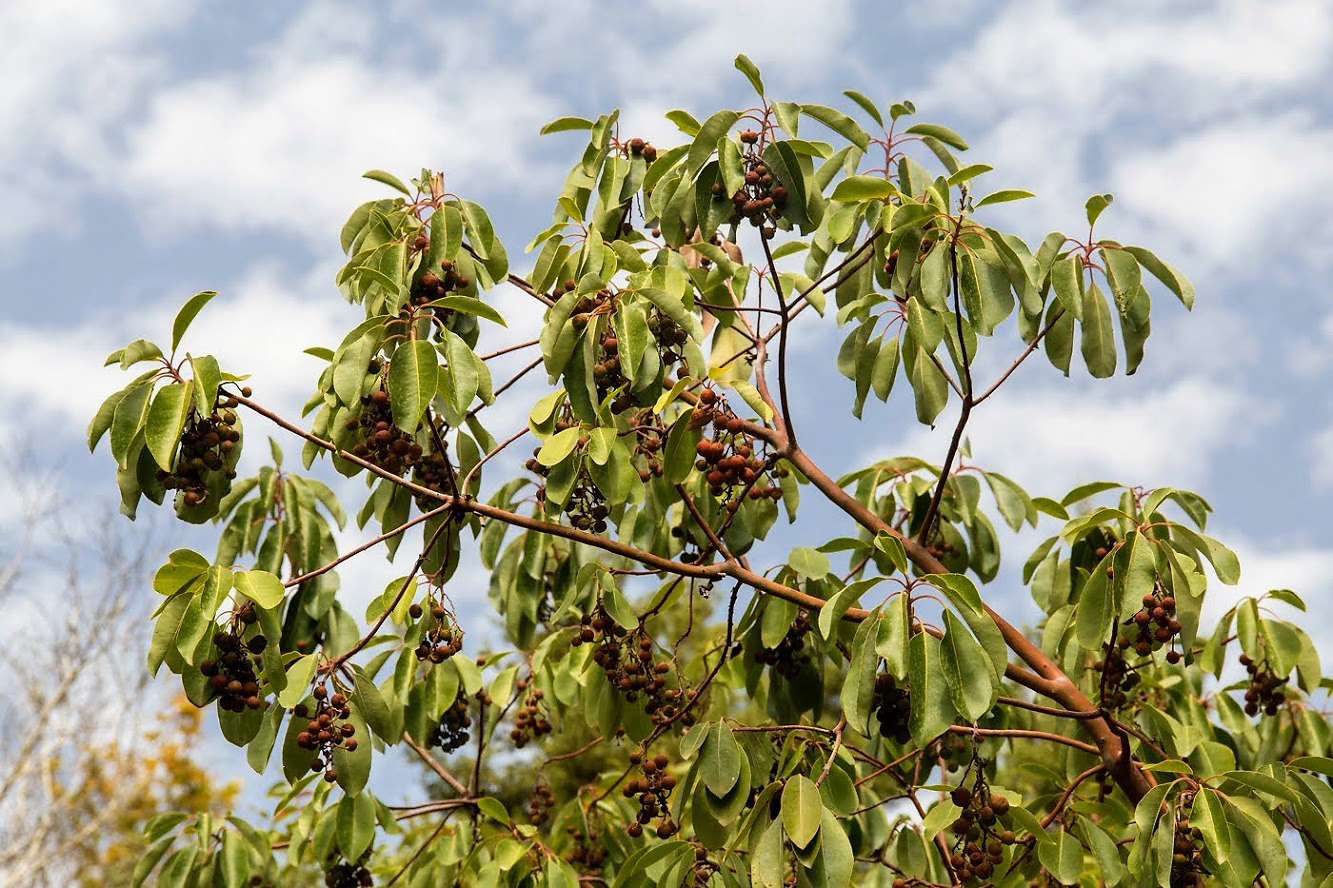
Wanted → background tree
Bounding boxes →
[0,456,237,887]
[90,57,1332,887]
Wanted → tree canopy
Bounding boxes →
[90,56,1332,888]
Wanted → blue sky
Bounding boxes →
[2,0,1331,802]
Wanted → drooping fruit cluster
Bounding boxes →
[1119,584,1182,659]
[427,689,472,752]
[345,387,424,476]
[647,308,690,370]
[563,826,608,870]
[625,408,666,483]
[685,846,716,886]
[324,854,373,888]
[625,137,659,163]
[409,433,455,505]
[156,391,245,507]
[1239,654,1288,717]
[947,781,1017,884]
[294,684,357,784]
[933,732,971,775]
[574,606,682,724]
[527,782,555,825]
[409,257,469,311]
[870,671,912,744]
[622,750,677,839]
[753,611,813,680]
[592,332,633,414]
[510,678,552,748]
[693,411,780,506]
[200,605,267,712]
[411,596,464,663]
[1168,799,1208,887]
[718,130,789,237]
[1091,644,1141,710]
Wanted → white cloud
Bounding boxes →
[1311,424,1333,488]
[119,54,556,244]
[1112,114,1333,267]
[872,375,1256,497]
[0,0,195,249]
[1204,536,1333,661]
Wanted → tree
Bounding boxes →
[90,56,1332,887]
[0,456,236,887]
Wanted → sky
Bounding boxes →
[1,0,1331,809]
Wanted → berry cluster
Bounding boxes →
[685,846,716,886]
[1240,654,1288,717]
[1118,585,1182,660]
[624,409,665,483]
[346,388,424,475]
[409,436,455,505]
[157,392,246,507]
[527,782,555,826]
[510,679,552,748]
[871,672,912,744]
[717,130,789,237]
[625,137,659,163]
[410,257,470,310]
[563,826,609,870]
[592,332,633,414]
[427,690,472,752]
[410,598,464,663]
[622,750,677,838]
[324,855,373,888]
[1092,644,1141,710]
[200,608,267,712]
[753,612,813,680]
[574,607,682,724]
[933,732,971,775]
[947,782,1016,884]
[647,308,690,370]
[294,685,358,784]
[1168,799,1208,887]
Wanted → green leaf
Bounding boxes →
[843,90,883,126]
[761,141,810,229]
[751,818,785,888]
[1080,281,1117,378]
[387,339,438,432]
[537,426,581,467]
[701,723,742,796]
[539,116,595,135]
[171,291,218,352]
[145,382,192,471]
[362,169,412,196]
[801,104,870,150]
[278,655,316,708]
[235,569,286,609]
[809,808,853,887]
[940,610,996,720]
[1085,193,1114,227]
[1168,525,1240,584]
[829,175,894,202]
[110,381,153,468]
[687,110,741,174]
[1124,246,1194,310]
[478,796,510,825]
[1077,819,1125,886]
[781,775,822,848]
[336,791,377,861]
[427,295,506,327]
[787,547,831,579]
[903,123,968,150]
[1192,788,1230,864]
[1038,828,1084,885]
[974,189,1035,208]
[734,54,764,96]
[908,631,955,744]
